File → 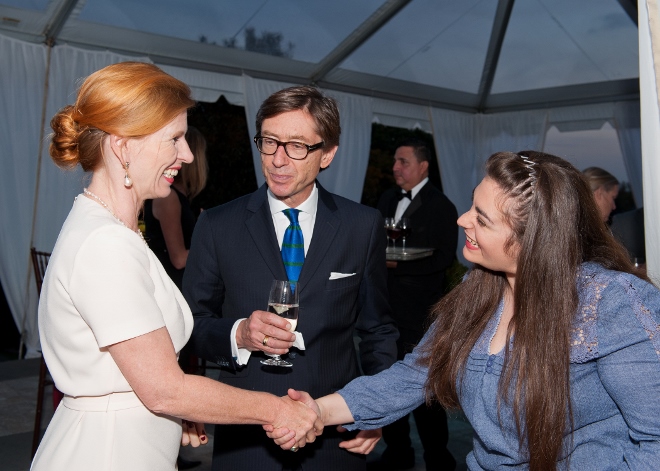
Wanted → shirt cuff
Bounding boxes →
[230,318,252,366]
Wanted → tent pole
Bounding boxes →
[19,39,54,360]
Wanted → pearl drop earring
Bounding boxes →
[123,162,133,188]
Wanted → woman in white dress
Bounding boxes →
[32,62,321,471]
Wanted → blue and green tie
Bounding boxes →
[281,209,304,282]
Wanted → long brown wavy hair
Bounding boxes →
[421,151,644,470]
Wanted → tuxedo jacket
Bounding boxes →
[377,183,458,349]
[183,182,398,471]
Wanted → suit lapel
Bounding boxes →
[297,183,339,294]
[245,185,288,281]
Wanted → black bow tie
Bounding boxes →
[396,190,412,201]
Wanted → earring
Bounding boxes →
[123,162,133,188]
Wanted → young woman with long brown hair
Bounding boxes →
[270,151,660,470]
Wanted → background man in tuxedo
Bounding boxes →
[373,139,458,471]
[183,86,398,471]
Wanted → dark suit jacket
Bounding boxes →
[183,182,398,471]
[377,182,458,353]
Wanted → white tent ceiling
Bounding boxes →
[0,0,640,113]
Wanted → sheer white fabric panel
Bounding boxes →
[639,1,660,282]
[477,109,549,173]
[317,90,373,202]
[243,75,373,201]
[545,101,644,204]
[243,75,296,189]
[0,36,151,355]
[372,98,432,133]
[430,108,548,216]
[429,108,478,218]
[25,46,152,354]
[613,101,643,205]
[547,102,614,124]
[430,108,548,264]
[0,34,48,356]
[158,64,245,105]
[429,108,478,265]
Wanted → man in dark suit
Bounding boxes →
[372,139,458,471]
[183,86,398,471]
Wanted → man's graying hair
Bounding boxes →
[256,86,341,148]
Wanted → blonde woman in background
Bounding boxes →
[582,166,619,223]
[144,126,208,289]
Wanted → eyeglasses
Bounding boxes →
[254,136,324,160]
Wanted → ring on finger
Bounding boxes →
[262,335,270,347]
[290,446,299,452]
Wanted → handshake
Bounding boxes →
[263,389,381,455]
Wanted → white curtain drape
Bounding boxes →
[243,75,373,202]
[0,37,151,356]
[243,75,296,189]
[613,101,643,206]
[372,98,431,133]
[639,1,660,282]
[317,90,373,202]
[159,64,245,105]
[430,108,548,263]
[0,34,48,357]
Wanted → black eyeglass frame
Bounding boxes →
[253,135,325,160]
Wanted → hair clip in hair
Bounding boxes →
[518,154,537,192]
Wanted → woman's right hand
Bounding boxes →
[266,389,323,450]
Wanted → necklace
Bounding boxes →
[82,188,146,242]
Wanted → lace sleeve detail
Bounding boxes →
[615,277,660,360]
[570,272,604,363]
[571,265,660,363]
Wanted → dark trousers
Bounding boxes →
[382,402,455,470]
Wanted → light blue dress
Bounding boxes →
[338,263,660,470]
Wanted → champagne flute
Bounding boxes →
[260,280,299,368]
[398,218,411,253]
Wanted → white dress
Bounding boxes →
[31,196,193,471]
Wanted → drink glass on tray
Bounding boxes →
[398,218,410,253]
[386,219,402,250]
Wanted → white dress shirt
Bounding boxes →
[394,177,428,222]
[230,184,319,365]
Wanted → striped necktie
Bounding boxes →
[281,208,304,282]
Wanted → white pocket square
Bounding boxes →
[329,272,356,280]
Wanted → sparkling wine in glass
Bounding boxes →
[261,280,299,368]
